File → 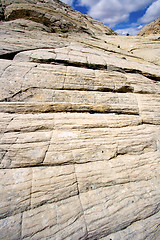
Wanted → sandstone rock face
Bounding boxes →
[0,0,160,240]
[138,16,160,36]
[0,0,116,36]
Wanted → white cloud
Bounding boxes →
[139,0,160,23]
[116,26,143,35]
[78,0,156,27]
[137,25,143,29]
[61,0,73,5]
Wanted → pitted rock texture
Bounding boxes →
[138,16,160,36]
[0,0,160,240]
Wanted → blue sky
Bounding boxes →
[61,0,160,35]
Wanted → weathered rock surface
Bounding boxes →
[0,0,160,240]
[138,16,160,36]
[0,0,116,36]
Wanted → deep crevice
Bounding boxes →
[0,108,139,115]
[41,108,139,116]
[124,68,160,82]
[0,51,20,60]
[33,58,108,70]
[0,1,5,21]
[0,46,67,60]
[108,65,160,82]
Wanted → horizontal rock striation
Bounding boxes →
[0,0,160,240]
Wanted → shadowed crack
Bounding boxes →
[124,68,160,81]
[41,130,54,164]
[32,58,108,70]
[107,65,160,82]
[0,51,20,60]
[0,1,4,20]
[0,45,67,60]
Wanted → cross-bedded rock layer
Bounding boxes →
[0,0,160,239]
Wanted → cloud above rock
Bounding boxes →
[116,25,143,35]
[61,0,159,35]
[78,0,157,27]
[139,0,160,23]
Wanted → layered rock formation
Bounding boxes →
[0,0,160,239]
[0,0,116,36]
[138,16,160,36]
